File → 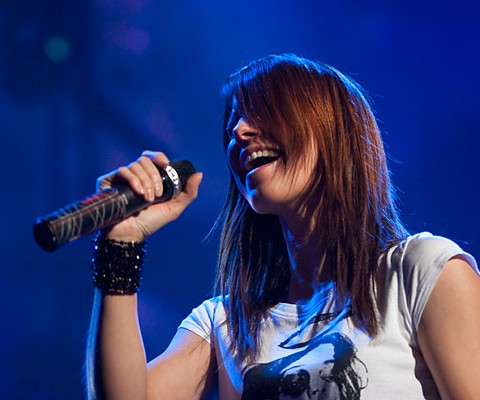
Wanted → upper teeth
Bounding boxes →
[246,150,279,164]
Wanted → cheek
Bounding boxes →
[226,142,247,193]
[226,141,242,178]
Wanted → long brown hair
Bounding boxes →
[215,54,408,360]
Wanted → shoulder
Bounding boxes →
[386,232,477,280]
[417,256,480,399]
[177,296,226,343]
[380,232,478,331]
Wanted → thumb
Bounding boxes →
[182,172,203,199]
[168,172,203,213]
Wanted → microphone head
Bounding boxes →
[170,160,196,189]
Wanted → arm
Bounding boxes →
[147,329,217,399]
[87,291,147,399]
[87,294,215,400]
[418,256,480,400]
[85,151,210,399]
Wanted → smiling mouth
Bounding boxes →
[245,150,281,173]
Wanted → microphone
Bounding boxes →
[33,160,196,252]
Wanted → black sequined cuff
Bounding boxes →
[91,233,147,295]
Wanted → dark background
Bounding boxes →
[0,0,478,398]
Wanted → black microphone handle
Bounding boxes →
[33,160,195,252]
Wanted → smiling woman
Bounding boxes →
[219,55,406,351]
[85,54,480,400]
[226,117,302,216]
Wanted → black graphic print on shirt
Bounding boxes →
[241,308,368,400]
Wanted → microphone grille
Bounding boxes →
[170,160,196,189]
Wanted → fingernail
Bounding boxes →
[147,187,153,201]
[154,183,162,197]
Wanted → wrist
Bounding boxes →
[91,232,147,295]
[103,224,146,243]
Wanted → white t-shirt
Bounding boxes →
[179,233,478,399]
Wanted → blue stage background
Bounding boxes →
[0,1,478,398]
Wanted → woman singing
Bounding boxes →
[86,54,480,399]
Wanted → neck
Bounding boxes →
[280,217,333,304]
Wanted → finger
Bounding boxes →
[116,166,147,196]
[138,156,164,198]
[129,160,156,202]
[96,166,144,194]
[141,150,170,166]
[96,172,111,192]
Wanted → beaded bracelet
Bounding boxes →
[91,233,147,295]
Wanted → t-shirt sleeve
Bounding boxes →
[400,232,478,334]
[177,297,221,345]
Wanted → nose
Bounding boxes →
[232,118,260,143]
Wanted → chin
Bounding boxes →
[247,192,284,216]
